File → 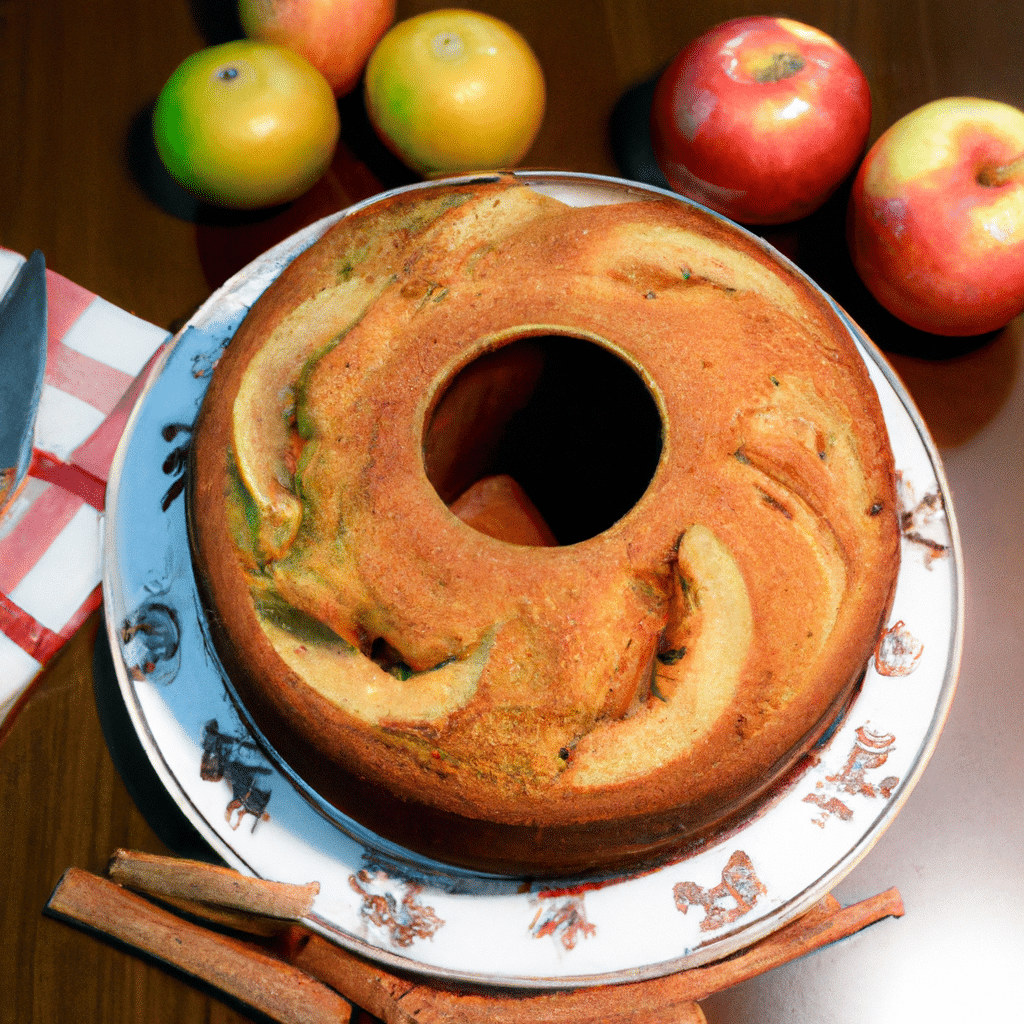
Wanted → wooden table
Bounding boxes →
[2,2,1022,1021]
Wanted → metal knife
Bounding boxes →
[0,249,48,515]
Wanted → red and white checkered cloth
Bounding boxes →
[0,249,169,727]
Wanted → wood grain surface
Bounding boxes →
[1,2,1022,1022]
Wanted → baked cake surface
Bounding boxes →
[188,176,900,875]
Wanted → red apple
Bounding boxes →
[848,97,1024,337]
[238,0,395,97]
[650,16,871,225]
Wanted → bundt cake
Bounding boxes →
[188,175,900,875]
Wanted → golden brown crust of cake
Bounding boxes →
[188,176,900,875]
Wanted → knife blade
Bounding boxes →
[0,249,48,515]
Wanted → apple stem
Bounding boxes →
[754,52,806,84]
[432,32,464,61]
[978,153,1024,187]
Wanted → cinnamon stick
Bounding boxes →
[46,868,350,1024]
[133,890,295,937]
[291,888,903,1024]
[50,852,903,1024]
[107,848,319,920]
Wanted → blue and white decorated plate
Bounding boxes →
[101,172,962,988]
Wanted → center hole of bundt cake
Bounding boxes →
[423,335,664,546]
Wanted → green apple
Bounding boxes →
[363,9,545,177]
[152,39,340,209]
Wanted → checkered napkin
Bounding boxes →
[0,249,170,727]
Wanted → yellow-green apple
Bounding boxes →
[152,40,339,209]
[650,16,871,224]
[363,9,545,177]
[848,97,1024,336]
[239,0,395,97]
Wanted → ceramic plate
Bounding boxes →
[101,172,963,988]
